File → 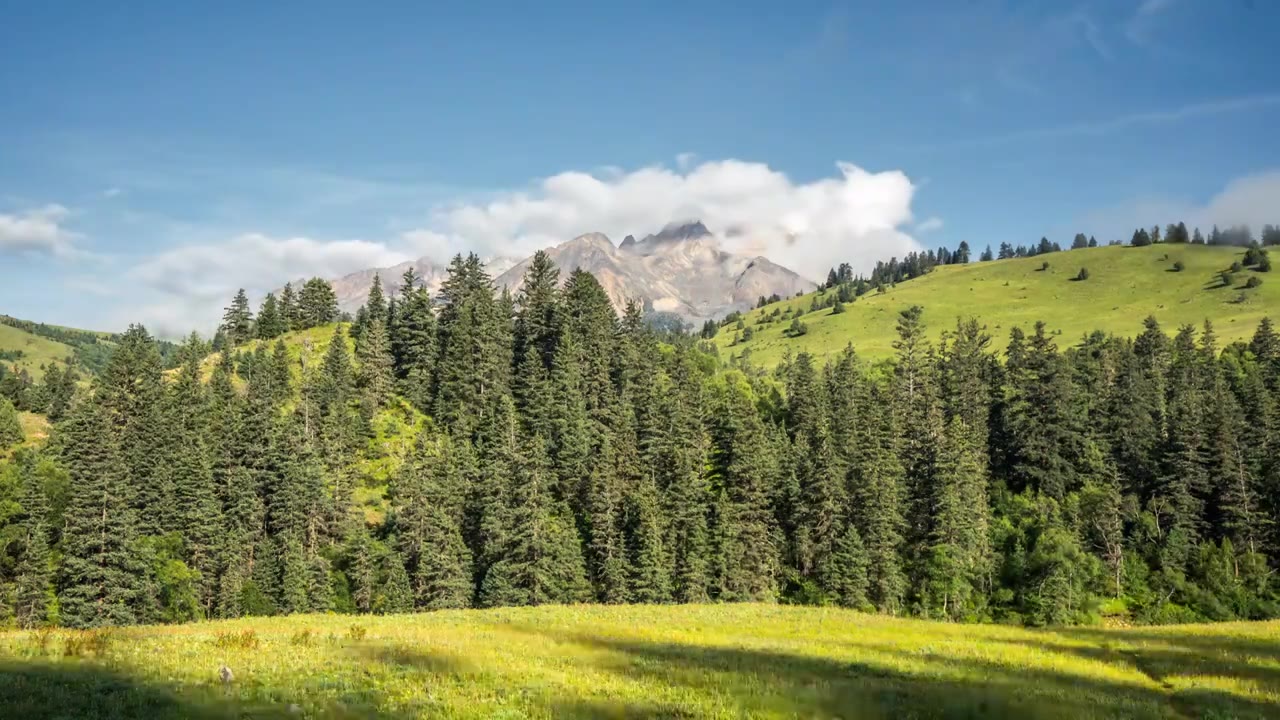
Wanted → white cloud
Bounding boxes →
[1079,170,1280,242]
[106,157,924,336]
[916,217,944,233]
[0,204,83,258]
[420,159,922,282]
[125,232,410,335]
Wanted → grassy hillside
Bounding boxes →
[0,324,76,381]
[204,323,425,523]
[1,604,1277,719]
[716,244,1280,367]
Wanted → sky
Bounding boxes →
[1,0,1278,336]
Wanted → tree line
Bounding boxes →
[2,251,1280,629]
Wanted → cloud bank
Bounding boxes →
[1081,171,1280,243]
[119,158,925,335]
[0,204,83,258]
[429,159,922,282]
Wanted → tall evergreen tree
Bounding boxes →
[221,289,255,346]
[58,399,145,627]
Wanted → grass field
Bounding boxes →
[0,323,76,380]
[0,604,1277,719]
[715,244,1280,367]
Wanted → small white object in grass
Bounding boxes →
[219,665,233,684]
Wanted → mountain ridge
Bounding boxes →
[326,222,816,323]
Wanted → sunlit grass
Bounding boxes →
[2,604,1276,719]
[717,244,1280,367]
[0,324,76,381]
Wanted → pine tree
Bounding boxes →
[851,383,907,613]
[13,466,53,628]
[375,551,414,614]
[922,417,990,619]
[392,434,473,609]
[585,435,629,603]
[279,282,300,331]
[365,274,388,327]
[390,267,436,412]
[299,278,339,329]
[356,318,395,406]
[98,325,171,535]
[222,289,255,346]
[709,372,781,601]
[481,427,589,607]
[348,529,376,614]
[0,396,21,447]
[58,398,145,627]
[256,293,284,339]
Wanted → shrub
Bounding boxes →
[784,318,808,338]
[831,300,846,315]
[1074,268,1090,281]
[1172,260,1185,272]
[347,625,368,641]
[1039,261,1050,271]
[1260,254,1272,272]
[290,629,316,646]
[214,629,261,651]
[1245,276,1263,289]
[1231,261,1243,273]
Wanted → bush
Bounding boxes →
[784,318,808,338]
[1172,260,1185,272]
[1039,261,1050,271]
[1260,254,1272,272]
[1231,261,1243,273]
[1074,268,1090,281]
[1245,276,1262,289]
[347,625,368,641]
[290,629,316,646]
[831,300,846,315]
[214,629,261,650]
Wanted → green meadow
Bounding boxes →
[1,604,1277,719]
[0,323,76,381]
[715,244,1280,367]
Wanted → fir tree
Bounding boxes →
[58,399,145,627]
[221,289,255,346]
[0,396,21,447]
[356,318,395,406]
[256,292,285,340]
[390,267,436,412]
[279,282,300,331]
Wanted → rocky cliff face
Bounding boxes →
[492,222,815,323]
[327,221,814,323]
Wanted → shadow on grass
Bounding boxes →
[506,625,1279,720]
[0,660,272,720]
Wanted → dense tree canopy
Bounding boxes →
[2,252,1280,630]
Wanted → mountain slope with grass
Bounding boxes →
[0,323,77,381]
[714,244,1279,367]
[1,604,1277,719]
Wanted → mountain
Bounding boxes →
[714,243,1279,366]
[326,255,520,314]
[325,221,815,324]
[492,221,815,322]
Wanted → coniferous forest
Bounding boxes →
[4,250,1280,630]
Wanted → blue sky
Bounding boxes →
[2,0,1278,334]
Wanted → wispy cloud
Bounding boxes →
[0,204,87,259]
[913,92,1280,151]
[1127,0,1176,44]
[915,217,944,233]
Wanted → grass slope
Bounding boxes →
[716,244,1280,367]
[1,605,1276,719]
[0,324,76,381]
[197,323,426,523]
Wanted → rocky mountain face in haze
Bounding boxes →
[327,256,519,314]
[493,221,815,323]
[327,221,814,323]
